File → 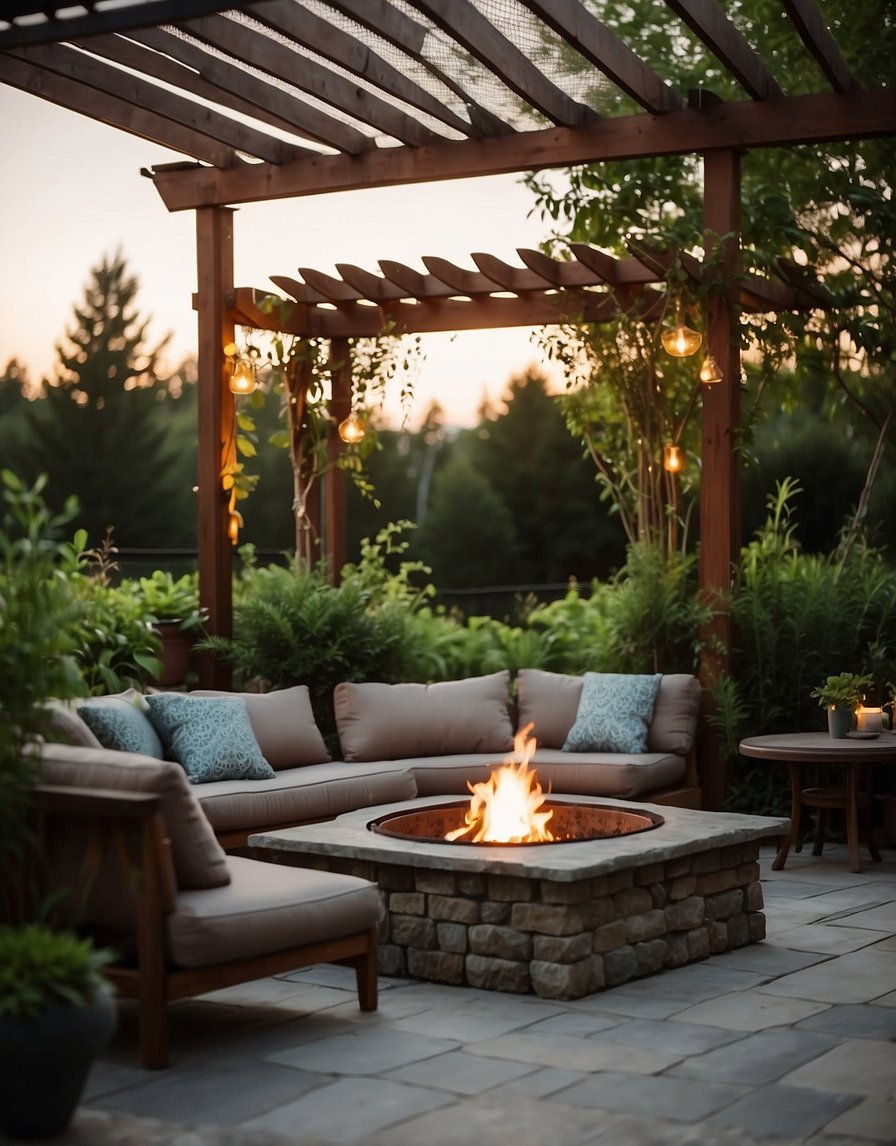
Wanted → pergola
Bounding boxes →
[4,1,895,705]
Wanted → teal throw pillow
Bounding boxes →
[76,694,164,758]
[145,694,276,784]
[562,672,662,754]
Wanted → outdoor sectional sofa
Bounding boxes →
[49,668,703,849]
[34,668,701,1067]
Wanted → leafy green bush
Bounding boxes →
[0,471,85,883]
[713,481,896,814]
[61,544,162,694]
[204,525,442,746]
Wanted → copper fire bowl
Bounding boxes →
[368,800,664,846]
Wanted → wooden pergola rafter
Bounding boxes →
[232,243,825,340]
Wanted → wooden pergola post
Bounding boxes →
[194,205,235,688]
[699,149,742,808]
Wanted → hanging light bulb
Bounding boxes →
[663,443,685,473]
[338,409,366,444]
[228,359,257,395]
[661,303,702,358]
[699,355,723,385]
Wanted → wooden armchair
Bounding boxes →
[31,747,380,1069]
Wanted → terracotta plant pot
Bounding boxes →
[153,621,194,689]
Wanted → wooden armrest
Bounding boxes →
[34,785,161,820]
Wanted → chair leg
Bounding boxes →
[355,926,379,1012]
[138,982,170,1069]
[812,808,828,856]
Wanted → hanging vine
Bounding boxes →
[227,299,423,568]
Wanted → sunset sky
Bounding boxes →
[1,86,565,428]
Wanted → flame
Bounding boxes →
[445,723,554,843]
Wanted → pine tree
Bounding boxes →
[20,251,195,547]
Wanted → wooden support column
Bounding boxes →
[699,149,742,809]
[323,336,351,583]
[195,206,235,688]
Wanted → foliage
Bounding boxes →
[0,471,85,885]
[526,0,896,561]
[57,534,162,694]
[710,480,896,813]
[810,673,874,711]
[229,308,423,564]
[0,924,113,1019]
[127,570,204,631]
[528,542,711,675]
[202,524,437,746]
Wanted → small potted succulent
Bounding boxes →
[810,672,873,738]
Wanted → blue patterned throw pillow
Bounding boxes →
[145,694,275,784]
[562,672,662,754]
[76,692,164,758]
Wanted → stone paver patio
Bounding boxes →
[46,841,896,1146]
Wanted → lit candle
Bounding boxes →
[855,706,883,733]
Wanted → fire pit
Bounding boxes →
[252,712,785,1000]
[370,801,664,845]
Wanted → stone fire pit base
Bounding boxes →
[251,797,787,1001]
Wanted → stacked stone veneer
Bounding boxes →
[292,841,766,1000]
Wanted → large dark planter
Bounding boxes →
[152,621,194,689]
[0,989,117,1139]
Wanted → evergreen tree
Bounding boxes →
[415,456,520,590]
[468,371,626,582]
[0,359,32,470]
[19,252,196,548]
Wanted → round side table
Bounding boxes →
[739,731,896,873]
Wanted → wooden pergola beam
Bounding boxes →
[151,88,896,211]
[180,13,442,148]
[406,0,596,126]
[783,0,855,93]
[249,0,477,137]
[9,41,299,163]
[665,0,783,100]
[520,0,683,114]
[0,52,239,167]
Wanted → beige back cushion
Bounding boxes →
[517,669,701,755]
[190,686,331,769]
[38,743,230,890]
[334,671,514,762]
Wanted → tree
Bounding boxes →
[415,456,520,590]
[18,252,196,548]
[468,371,626,581]
[525,0,896,556]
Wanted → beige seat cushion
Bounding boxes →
[190,686,330,770]
[167,855,379,967]
[38,743,230,890]
[334,672,514,762]
[517,670,700,756]
[194,760,417,834]
[404,750,685,800]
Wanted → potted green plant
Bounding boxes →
[128,570,206,688]
[810,672,873,738]
[0,925,116,1139]
[0,470,117,1138]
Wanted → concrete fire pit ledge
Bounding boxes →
[250,796,788,1000]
